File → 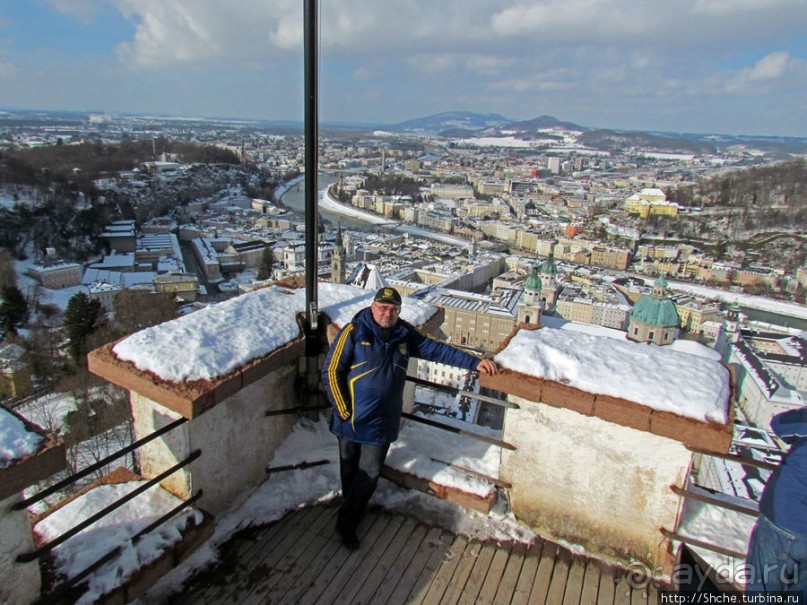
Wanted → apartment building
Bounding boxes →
[590,246,631,271]
[27,261,82,289]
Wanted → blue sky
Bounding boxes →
[1,0,806,137]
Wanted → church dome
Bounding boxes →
[540,256,558,275]
[525,263,542,291]
[631,293,679,327]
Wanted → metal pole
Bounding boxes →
[304,0,319,337]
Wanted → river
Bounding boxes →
[741,307,807,332]
[278,174,378,232]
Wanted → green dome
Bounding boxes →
[525,263,542,291]
[631,294,679,327]
[541,257,558,275]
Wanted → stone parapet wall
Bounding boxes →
[498,398,687,576]
[89,335,308,514]
[478,326,735,578]
[481,370,733,454]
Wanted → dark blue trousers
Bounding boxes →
[338,438,389,527]
[746,514,807,594]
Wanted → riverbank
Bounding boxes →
[319,185,472,248]
[666,278,807,325]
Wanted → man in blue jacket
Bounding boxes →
[746,406,807,594]
[321,287,498,549]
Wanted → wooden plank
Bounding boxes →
[331,513,407,605]
[191,515,288,602]
[492,542,527,604]
[276,509,348,605]
[455,541,497,602]
[225,506,329,604]
[544,546,571,605]
[308,511,392,605]
[580,559,602,605]
[297,512,387,605]
[240,505,337,602]
[388,526,452,604]
[436,539,484,605]
[597,565,616,605]
[477,541,513,604]
[529,541,557,605]
[613,572,633,605]
[349,516,418,604]
[511,540,543,605]
[417,534,469,605]
[201,506,320,604]
[562,555,587,605]
[261,506,340,603]
[646,578,662,605]
[370,522,430,604]
[630,580,648,605]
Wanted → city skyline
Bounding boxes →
[0,1,806,137]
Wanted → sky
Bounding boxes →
[0,1,805,137]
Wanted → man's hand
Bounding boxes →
[476,359,498,375]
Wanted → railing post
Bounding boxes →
[402,358,419,415]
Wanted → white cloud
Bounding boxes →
[723,51,807,93]
[352,62,387,81]
[491,68,579,93]
[406,53,460,76]
[0,60,15,79]
[4,0,806,134]
[466,55,515,76]
[106,1,807,72]
[46,0,103,20]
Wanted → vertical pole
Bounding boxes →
[304,0,319,342]
[302,0,321,416]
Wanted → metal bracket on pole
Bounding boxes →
[309,301,318,331]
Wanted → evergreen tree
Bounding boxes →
[257,246,274,281]
[0,284,29,335]
[0,248,16,289]
[64,292,102,362]
[114,291,176,335]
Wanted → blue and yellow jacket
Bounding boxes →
[759,407,807,536]
[321,307,482,446]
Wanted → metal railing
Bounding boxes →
[13,417,188,511]
[13,417,203,603]
[664,445,776,563]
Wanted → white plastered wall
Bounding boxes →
[0,493,41,605]
[501,397,690,575]
[130,363,298,515]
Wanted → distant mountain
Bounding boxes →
[578,129,718,155]
[389,111,511,134]
[502,115,587,133]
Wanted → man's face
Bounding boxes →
[371,301,401,329]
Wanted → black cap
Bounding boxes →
[374,287,402,305]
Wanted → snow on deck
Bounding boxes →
[34,481,203,605]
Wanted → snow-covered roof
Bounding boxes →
[495,328,731,423]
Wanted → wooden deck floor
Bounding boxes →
[172,503,664,604]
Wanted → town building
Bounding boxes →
[728,339,804,430]
[624,188,679,218]
[26,260,82,290]
[0,343,33,399]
